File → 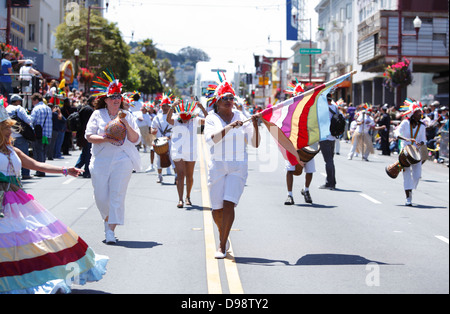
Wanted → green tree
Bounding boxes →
[55,8,130,82]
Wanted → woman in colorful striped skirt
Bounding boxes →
[0,106,108,294]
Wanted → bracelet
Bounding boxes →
[62,167,68,177]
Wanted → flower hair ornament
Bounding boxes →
[206,71,236,108]
[91,69,123,98]
[401,98,423,118]
[284,78,304,96]
[173,100,198,122]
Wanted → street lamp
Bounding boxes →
[413,16,422,40]
[74,48,80,76]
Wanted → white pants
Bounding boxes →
[402,162,422,190]
[90,150,134,225]
[208,160,248,210]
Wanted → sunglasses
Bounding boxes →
[221,96,235,102]
[109,94,122,100]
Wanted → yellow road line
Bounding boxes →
[198,134,244,294]
[198,134,222,294]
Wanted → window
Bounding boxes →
[40,18,43,44]
[28,23,35,41]
[346,3,352,20]
[47,23,50,49]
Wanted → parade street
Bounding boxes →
[24,128,449,294]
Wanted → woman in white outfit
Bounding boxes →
[394,101,426,206]
[204,77,260,259]
[168,100,208,208]
[85,75,141,244]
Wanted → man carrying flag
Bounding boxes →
[253,71,355,192]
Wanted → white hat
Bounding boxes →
[25,59,33,65]
[0,106,10,123]
[10,94,23,102]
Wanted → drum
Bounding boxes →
[159,152,172,168]
[419,144,428,164]
[153,137,169,155]
[293,145,321,176]
[105,112,127,146]
[385,145,421,179]
[398,144,421,168]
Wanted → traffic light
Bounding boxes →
[254,55,260,68]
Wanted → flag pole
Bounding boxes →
[241,70,357,124]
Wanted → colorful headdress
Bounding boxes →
[173,100,198,122]
[285,79,304,96]
[142,101,155,111]
[401,98,423,117]
[91,69,123,98]
[159,93,174,107]
[207,71,236,107]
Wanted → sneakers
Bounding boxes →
[105,230,117,244]
[405,198,412,206]
[284,195,294,205]
[318,184,335,190]
[156,174,163,183]
[145,165,155,172]
[301,189,313,203]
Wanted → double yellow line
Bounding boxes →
[197,135,244,294]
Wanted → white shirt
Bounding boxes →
[355,113,375,134]
[85,108,142,171]
[129,100,143,113]
[151,112,172,138]
[133,111,153,128]
[394,118,427,150]
[204,110,254,162]
[0,146,21,177]
[170,116,201,161]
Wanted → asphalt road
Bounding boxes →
[24,127,449,294]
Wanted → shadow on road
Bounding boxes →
[235,253,400,267]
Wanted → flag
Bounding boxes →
[260,72,354,166]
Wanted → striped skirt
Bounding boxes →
[0,189,108,294]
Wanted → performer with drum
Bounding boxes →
[204,73,260,259]
[167,100,208,208]
[151,94,174,184]
[85,72,141,244]
[393,100,426,206]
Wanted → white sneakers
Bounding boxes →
[104,221,117,244]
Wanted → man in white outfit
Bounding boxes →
[394,101,427,206]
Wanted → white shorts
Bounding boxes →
[285,158,316,173]
[208,160,248,210]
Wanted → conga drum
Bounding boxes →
[104,111,127,146]
[385,144,421,179]
[153,137,171,168]
[419,144,428,164]
[293,145,321,176]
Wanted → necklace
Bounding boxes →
[107,110,118,120]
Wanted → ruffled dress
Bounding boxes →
[0,146,108,294]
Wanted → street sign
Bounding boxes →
[299,48,322,55]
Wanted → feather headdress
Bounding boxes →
[158,93,174,107]
[284,79,304,96]
[401,97,423,117]
[206,71,236,107]
[91,69,123,98]
[173,100,198,122]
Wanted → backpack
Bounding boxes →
[329,107,345,137]
[11,114,36,141]
[66,110,81,132]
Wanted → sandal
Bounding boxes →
[185,197,192,206]
[177,201,184,208]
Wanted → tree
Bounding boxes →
[55,8,130,83]
[178,46,210,64]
